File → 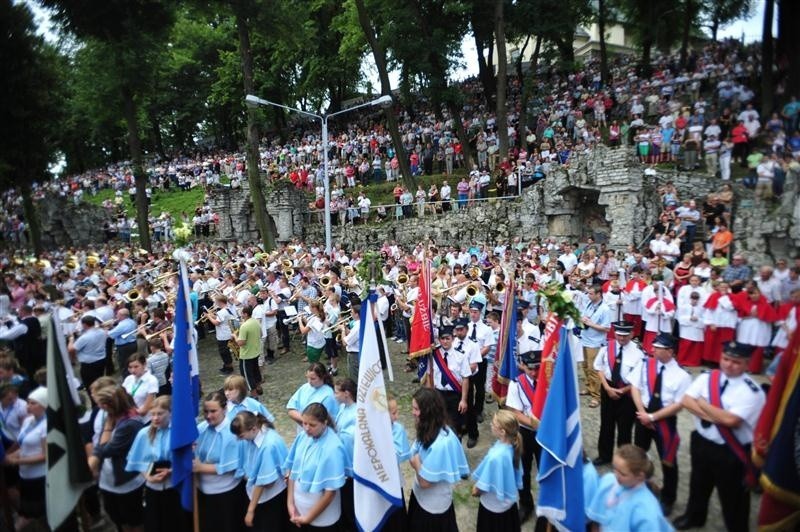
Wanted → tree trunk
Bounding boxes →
[235,2,276,251]
[148,108,166,160]
[640,37,653,78]
[474,34,495,106]
[353,0,416,191]
[761,0,774,118]
[120,86,151,253]
[517,36,541,149]
[19,181,41,255]
[494,0,509,158]
[447,99,473,169]
[711,18,719,42]
[598,0,609,87]
[777,0,799,97]
[679,0,694,70]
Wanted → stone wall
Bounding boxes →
[208,179,309,244]
[209,147,799,264]
[37,196,112,249]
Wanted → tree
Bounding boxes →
[679,0,701,70]
[761,0,775,118]
[0,1,64,254]
[597,0,610,87]
[776,0,799,99]
[700,0,753,42]
[617,0,680,77]
[347,0,417,190]
[232,0,276,251]
[470,0,496,105]
[42,0,177,253]
[494,0,509,159]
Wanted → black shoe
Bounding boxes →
[485,397,494,404]
[660,502,673,517]
[467,437,478,449]
[266,358,276,365]
[518,506,532,524]
[673,514,704,530]
[219,366,234,375]
[411,377,420,383]
[592,457,610,466]
[477,413,484,423]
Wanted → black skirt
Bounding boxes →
[380,488,408,532]
[407,491,458,532]
[101,485,144,528]
[199,481,248,532]
[144,486,192,532]
[19,476,45,518]
[253,488,291,532]
[476,501,520,532]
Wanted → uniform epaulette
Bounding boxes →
[743,377,760,393]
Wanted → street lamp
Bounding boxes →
[245,93,393,256]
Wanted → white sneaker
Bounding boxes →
[258,356,265,367]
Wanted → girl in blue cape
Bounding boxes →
[284,402,347,530]
[407,388,469,532]
[231,409,290,532]
[192,391,248,532]
[334,378,357,531]
[126,395,192,532]
[286,363,338,431]
[223,375,275,423]
[471,410,523,532]
[381,396,410,532]
[586,444,674,532]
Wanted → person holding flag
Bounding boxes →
[535,326,584,532]
[125,395,192,531]
[408,387,469,530]
[630,332,691,517]
[426,325,471,437]
[505,349,543,525]
[675,341,766,531]
[591,321,642,467]
[353,290,404,531]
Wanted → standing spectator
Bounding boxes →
[730,120,749,167]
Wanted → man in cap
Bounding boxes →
[453,316,483,447]
[674,342,766,531]
[429,325,471,437]
[465,300,494,445]
[592,321,642,465]
[631,332,691,516]
[505,349,544,524]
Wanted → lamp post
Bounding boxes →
[245,93,393,257]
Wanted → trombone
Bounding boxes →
[145,325,173,340]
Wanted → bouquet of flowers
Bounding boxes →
[173,224,192,247]
[536,280,583,325]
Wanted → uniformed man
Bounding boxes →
[592,321,642,466]
[465,300,493,445]
[428,325,471,436]
[674,341,766,531]
[505,347,543,526]
[630,332,692,516]
[453,317,482,447]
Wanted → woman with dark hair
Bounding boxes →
[284,402,347,530]
[286,363,338,431]
[126,395,191,532]
[407,388,469,531]
[89,385,146,532]
[231,410,290,532]
[193,391,248,532]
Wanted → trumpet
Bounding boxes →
[435,280,473,295]
[283,311,311,325]
[195,305,221,325]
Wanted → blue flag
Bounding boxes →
[170,257,201,511]
[535,326,584,531]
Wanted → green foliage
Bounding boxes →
[0,1,65,189]
[84,186,205,223]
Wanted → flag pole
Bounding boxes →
[193,474,200,532]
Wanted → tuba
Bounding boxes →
[124,289,140,303]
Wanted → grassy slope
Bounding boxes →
[84,186,206,222]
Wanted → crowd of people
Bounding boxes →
[2,37,797,248]
[0,229,795,530]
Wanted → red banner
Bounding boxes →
[409,259,433,358]
[531,312,563,421]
